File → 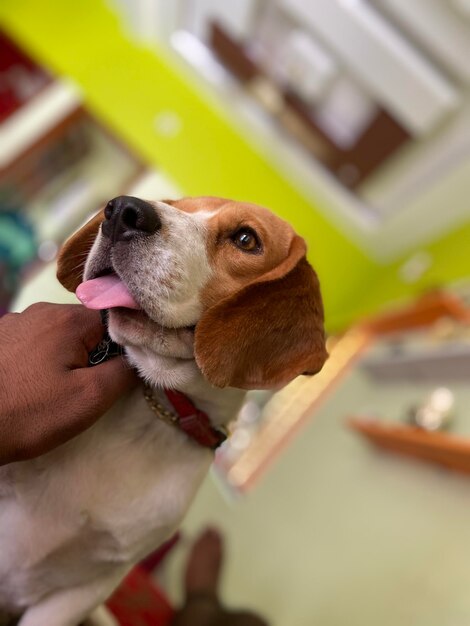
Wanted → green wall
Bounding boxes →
[1,0,468,331]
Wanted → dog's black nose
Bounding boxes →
[102,196,161,243]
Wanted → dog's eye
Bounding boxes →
[231,228,261,253]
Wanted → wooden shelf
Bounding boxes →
[348,291,470,476]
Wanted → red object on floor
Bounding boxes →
[106,566,174,626]
[140,532,181,574]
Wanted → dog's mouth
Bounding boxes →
[76,268,142,311]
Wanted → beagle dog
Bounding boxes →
[0,196,327,626]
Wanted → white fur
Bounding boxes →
[0,204,246,625]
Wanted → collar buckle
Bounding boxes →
[178,411,227,450]
[143,385,227,450]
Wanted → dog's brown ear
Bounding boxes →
[57,210,104,292]
[194,237,328,389]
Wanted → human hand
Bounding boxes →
[0,302,137,464]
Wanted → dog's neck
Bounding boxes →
[122,330,246,429]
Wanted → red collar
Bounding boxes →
[164,390,227,450]
[143,386,227,450]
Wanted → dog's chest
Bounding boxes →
[0,391,212,606]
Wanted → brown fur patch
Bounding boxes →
[56,210,104,292]
[201,201,297,307]
[195,235,328,389]
[162,196,229,214]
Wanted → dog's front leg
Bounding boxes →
[18,569,127,626]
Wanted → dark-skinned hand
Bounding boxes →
[0,302,137,465]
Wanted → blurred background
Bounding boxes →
[1,1,470,625]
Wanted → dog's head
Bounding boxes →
[57,196,327,389]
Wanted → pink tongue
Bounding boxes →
[76,275,140,310]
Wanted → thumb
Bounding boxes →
[76,356,139,417]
